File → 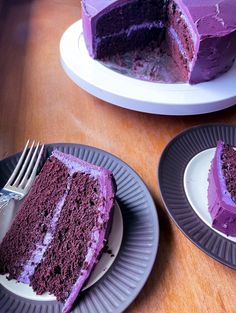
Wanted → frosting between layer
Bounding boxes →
[94,20,164,46]
[18,178,72,284]
[168,26,193,70]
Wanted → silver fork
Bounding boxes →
[0,140,44,212]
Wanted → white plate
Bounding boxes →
[184,148,236,243]
[60,20,236,116]
[0,202,123,301]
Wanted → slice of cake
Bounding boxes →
[82,0,236,84]
[0,150,116,313]
[208,141,236,236]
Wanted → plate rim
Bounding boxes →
[158,123,236,270]
[0,142,159,313]
[60,20,236,116]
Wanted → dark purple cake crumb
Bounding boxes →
[103,244,114,256]
[221,144,236,203]
[101,40,184,83]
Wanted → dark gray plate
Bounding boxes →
[158,124,236,270]
[0,143,159,313]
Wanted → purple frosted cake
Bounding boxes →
[82,0,236,84]
[208,141,236,236]
[0,150,116,313]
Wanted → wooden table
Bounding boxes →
[0,1,236,312]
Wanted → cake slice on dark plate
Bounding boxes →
[0,150,116,313]
[208,141,236,236]
[82,0,236,83]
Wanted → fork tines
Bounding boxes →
[6,140,44,191]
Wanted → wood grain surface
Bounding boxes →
[0,1,236,313]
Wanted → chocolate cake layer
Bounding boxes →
[165,0,195,81]
[30,172,102,301]
[221,144,236,204]
[95,0,166,37]
[208,141,236,236]
[167,1,194,61]
[0,157,69,281]
[0,150,116,313]
[96,24,165,59]
[82,0,166,59]
[166,29,189,81]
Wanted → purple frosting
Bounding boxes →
[82,0,131,14]
[178,0,236,36]
[82,0,236,83]
[208,141,236,236]
[175,0,236,83]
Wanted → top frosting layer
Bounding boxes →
[178,0,236,37]
[82,0,132,16]
[83,0,236,37]
[52,150,115,216]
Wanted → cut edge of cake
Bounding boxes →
[54,150,116,313]
[82,0,166,59]
[208,141,236,236]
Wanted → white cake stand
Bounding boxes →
[60,20,236,116]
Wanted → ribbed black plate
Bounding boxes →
[0,143,159,313]
[158,124,236,269]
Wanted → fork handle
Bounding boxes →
[0,193,22,213]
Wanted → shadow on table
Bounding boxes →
[0,0,35,150]
[127,197,174,311]
[153,103,236,131]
